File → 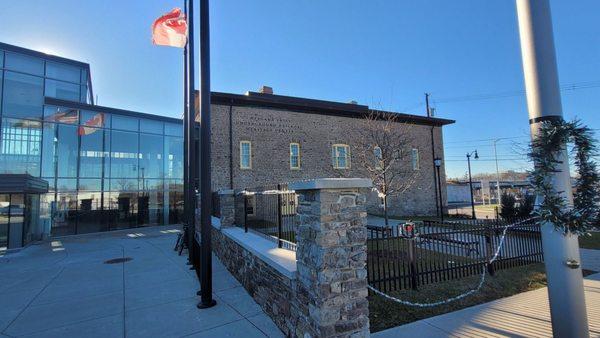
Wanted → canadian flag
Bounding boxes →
[78,112,105,136]
[152,8,188,48]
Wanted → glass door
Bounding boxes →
[0,194,9,250]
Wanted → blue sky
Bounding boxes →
[1,0,598,178]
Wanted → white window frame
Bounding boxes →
[290,142,301,170]
[240,141,252,169]
[411,148,420,170]
[373,146,383,169]
[332,144,351,169]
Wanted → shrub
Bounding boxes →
[500,193,517,219]
[517,194,535,217]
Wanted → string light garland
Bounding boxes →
[529,119,600,235]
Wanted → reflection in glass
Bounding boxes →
[77,191,107,234]
[139,179,164,226]
[5,52,44,75]
[110,130,138,178]
[164,122,183,137]
[2,71,44,119]
[45,79,80,102]
[45,61,81,83]
[111,115,138,131]
[43,106,79,124]
[140,119,163,134]
[81,110,110,128]
[57,124,78,177]
[0,194,9,249]
[167,180,184,224]
[139,133,163,178]
[52,192,77,236]
[108,191,137,230]
[41,122,57,178]
[0,118,42,175]
[80,127,106,178]
[165,136,183,179]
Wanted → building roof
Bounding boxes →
[211,91,455,127]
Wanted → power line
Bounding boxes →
[434,80,600,104]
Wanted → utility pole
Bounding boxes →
[493,139,502,205]
[466,150,478,219]
[516,1,589,336]
[426,93,441,219]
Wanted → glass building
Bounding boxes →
[0,42,183,248]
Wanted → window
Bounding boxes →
[2,71,44,119]
[5,52,44,76]
[110,130,139,178]
[290,143,300,169]
[80,127,106,178]
[56,124,79,177]
[111,115,139,132]
[45,62,81,83]
[140,119,164,134]
[139,133,164,178]
[43,106,79,124]
[165,136,183,179]
[411,148,420,170]
[45,79,80,102]
[0,118,42,175]
[373,146,383,169]
[240,141,251,169]
[165,122,183,137]
[332,144,350,169]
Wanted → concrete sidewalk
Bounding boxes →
[0,225,282,338]
[374,273,600,338]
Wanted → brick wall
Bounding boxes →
[209,104,447,217]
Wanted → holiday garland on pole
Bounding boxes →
[529,119,600,235]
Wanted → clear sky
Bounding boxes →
[1,0,598,178]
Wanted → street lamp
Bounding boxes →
[434,158,444,222]
[466,150,478,219]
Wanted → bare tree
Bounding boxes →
[353,111,422,226]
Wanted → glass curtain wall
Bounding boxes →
[0,48,184,236]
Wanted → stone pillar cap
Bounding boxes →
[288,178,372,191]
[217,189,234,195]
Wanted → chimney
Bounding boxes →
[259,86,273,94]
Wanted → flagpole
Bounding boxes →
[186,0,198,276]
[182,0,192,267]
[197,0,216,309]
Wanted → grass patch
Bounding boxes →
[579,232,600,250]
[368,263,547,333]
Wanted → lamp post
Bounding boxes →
[434,158,444,222]
[466,150,478,219]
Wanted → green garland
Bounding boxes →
[529,119,600,235]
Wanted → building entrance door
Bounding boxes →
[0,194,25,250]
[0,194,9,250]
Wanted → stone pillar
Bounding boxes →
[289,178,372,338]
[217,189,235,227]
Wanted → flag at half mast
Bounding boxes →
[152,8,188,48]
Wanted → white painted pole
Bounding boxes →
[515,1,589,337]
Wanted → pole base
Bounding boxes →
[197,299,217,309]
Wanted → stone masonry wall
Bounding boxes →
[211,227,311,336]
[209,104,447,217]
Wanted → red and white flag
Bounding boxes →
[152,8,188,48]
[78,112,105,136]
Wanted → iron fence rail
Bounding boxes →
[234,184,298,251]
[367,217,542,292]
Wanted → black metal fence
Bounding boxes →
[234,184,298,251]
[367,217,542,291]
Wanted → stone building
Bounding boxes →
[206,88,454,217]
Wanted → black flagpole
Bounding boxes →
[186,0,198,274]
[197,0,216,309]
[183,0,192,267]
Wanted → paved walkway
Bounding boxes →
[374,273,600,338]
[0,225,282,338]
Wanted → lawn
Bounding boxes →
[368,263,547,333]
[579,231,600,250]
